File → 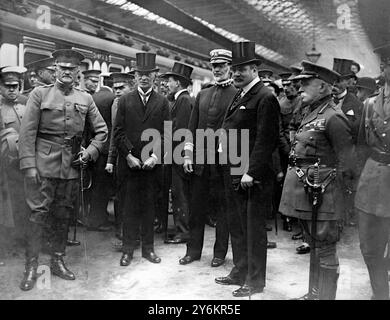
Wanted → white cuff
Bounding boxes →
[151,153,158,161]
[184,142,194,152]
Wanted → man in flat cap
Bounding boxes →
[355,44,390,300]
[107,72,135,243]
[18,49,108,291]
[114,52,169,266]
[24,58,56,96]
[179,49,236,267]
[82,69,101,96]
[158,62,194,245]
[215,41,280,297]
[279,61,355,300]
[0,66,30,260]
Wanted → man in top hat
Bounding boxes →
[215,41,280,297]
[18,49,108,291]
[355,77,377,103]
[158,62,194,245]
[179,49,236,267]
[114,52,169,266]
[355,43,390,300]
[86,71,116,232]
[82,69,101,95]
[106,72,135,242]
[279,61,355,300]
[0,66,30,254]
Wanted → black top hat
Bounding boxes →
[332,58,356,79]
[25,58,55,72]
[160,62,193,85]
[134,52,159,72]
[231,41,262,67]
[294,60,340,85]
[355,77,376,92]
[52,49,85,67]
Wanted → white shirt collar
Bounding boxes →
[137,86,153,96]
[241,76,260,97]
[174,89,188,101]
[337,89,347,100]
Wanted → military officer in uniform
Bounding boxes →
[18,49,108,291]
[180,49,236,265]
[279,61,355,300]
[355,44,390,300]
[82,69,101,95]
[215,42,280,297]
[356,77,377,103]
[24,58,56,95]
[0,66,29,248]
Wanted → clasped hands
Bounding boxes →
[126,153,157,170]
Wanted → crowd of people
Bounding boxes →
[0,39,389,300]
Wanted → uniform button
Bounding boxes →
[382,133,386,137]
[309,136,313,140]
[384,121,388,125]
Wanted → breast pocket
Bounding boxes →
[74,103,88,124]
[39,103,64,129]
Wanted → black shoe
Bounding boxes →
[292,232,303,240]
[67,239,81,246]
[283,220,293,232]
[232,284,264,297]
[164,238,187,244]
[120,253,132,266]
[206,216,217,228]
[179,255,200,265]
[211,257,225,267]
[267,241,277,249]
[215,275,243,286]
[142,251,161,264]
[292,288,319,300]
[50,254,75,280]
[266,225,273,232]
[20,258,38,291]
[296,243,310,254]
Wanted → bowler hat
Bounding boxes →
[294,60,340,85]
[160,62,193,85]
[134,52,159,72]
[52,49,85,68]
[355,77,376,92]
[231,41,261,67]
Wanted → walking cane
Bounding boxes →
[247,185,253,301]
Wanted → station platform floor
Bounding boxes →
[0,217,374,300]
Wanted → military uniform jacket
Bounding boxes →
[186,83,237,176]
[279,96,355,221]
[222,81,280,182]
[18,82,108,179]
[114,89,170,177]
[355,88,390,217]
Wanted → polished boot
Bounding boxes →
[296,242,310,254]
[232,284,264,297]
[179,255,200,265]
[211,257,225,267]
[50,254,75,280]
[142,251,161,263]
[120,252,133,266]
[292,232,303,240]
[318,267,339,300]
[20,257,38,291]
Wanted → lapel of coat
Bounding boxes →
[372,89,386,119]
[143,90,158,122]
[130,91,146,120]
[299,100,329,128]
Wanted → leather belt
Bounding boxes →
[37,133,74,147]
[370,150,390,164]
[288,156,320,167]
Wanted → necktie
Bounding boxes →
[333,96,340,105]
[229,89,243,111]
[140,91,152,106]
